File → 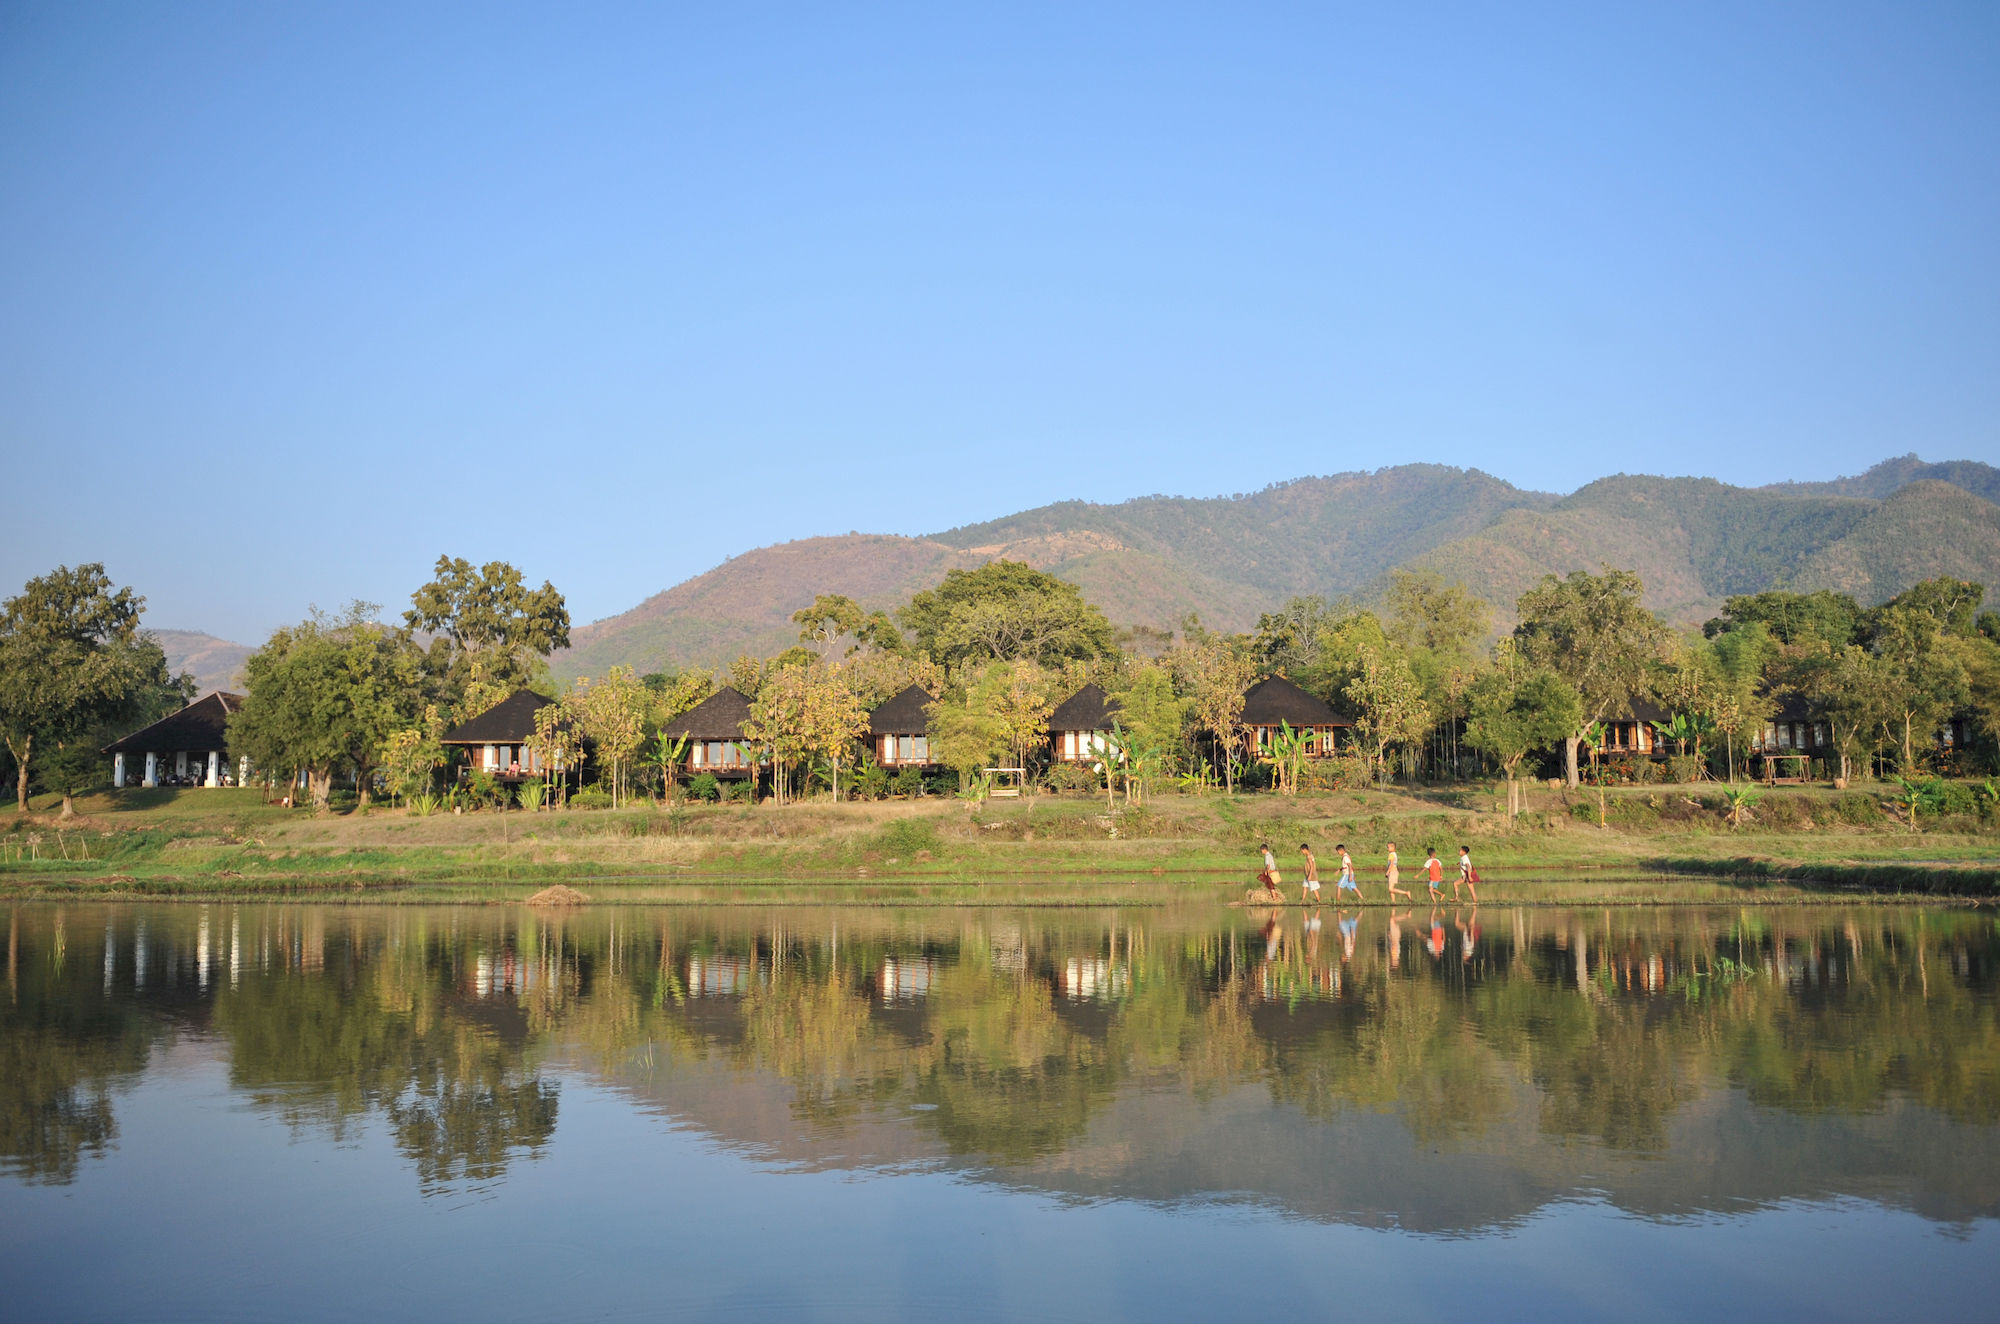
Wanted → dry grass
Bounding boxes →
[526,883,590,906]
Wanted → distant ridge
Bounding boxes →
[557,456,2000,676]
[151,629,252,693]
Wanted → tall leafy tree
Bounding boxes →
[1464,643,1583,819]
[1344,649,1431,787]
[0,564,185,815]
[405,556,570,700]
[1170,634,1258,795]
[1703,590,1861,651]
[1514,568,1668,786]
[227,604,423,809]
[1864,605,1969,773]
[899,562,1113,668]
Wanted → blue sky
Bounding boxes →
[4,1,1996,643]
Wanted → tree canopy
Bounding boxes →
[898,562,1113,669]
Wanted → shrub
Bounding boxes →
[726,778,757,803]
[924,771,958,797]
[568,786,613,810]
[1830,793,1881,826]
[875,818,943,857]
[891,767,925,798]
[1920,779,1978,817]
[854,761,889,801]
[1043,762,1101,795]
[687,773,720,803]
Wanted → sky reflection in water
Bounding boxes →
[3,901,1996,1318]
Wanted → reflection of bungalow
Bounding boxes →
[103,691,244,788]
[667,686,759,779]
[868,685,936,768]
[1241,676,1351,756]
[441,690,561,782]
[1591,698,1669,758]
[1049,683,1119,763]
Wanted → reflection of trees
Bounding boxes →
[209,914,558,1192]
[1,908,154,1182]
[7,902,2000,1203]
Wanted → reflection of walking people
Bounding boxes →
[1338,910,1358,962]
[1386,909,1408,969]
[1385,842,1411,901]
[1299,843,1321,904]
[1427,907,1446,960]
[1457,908,1480,963]
[1335,843,1363,901]
[1455,845,1479,903]
[1424,848,1445,903]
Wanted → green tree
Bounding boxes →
[925,687,1009,789]
[405,556,570,697]
[1345,648,1432,786]
[228,604,424,809]
[1514,568,1669,787]
[1464,644,1583,819]
[1865,605,1969,774]
[1703,589,1861,650]
[792,594,866,660]
[899,562,1113,668]
[567,667,649,808]
[0,564,186,815]
[1170,634,1258,795]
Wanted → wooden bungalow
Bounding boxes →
[103,691,244,788]
[1240,676,1351,756]
[440,690,562,783]
[667,686,760,779]
[868,685,937,769]
[1592,697,1670,759]
[1049,683,1120,764]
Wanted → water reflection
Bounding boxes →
[3,901,1997,1227]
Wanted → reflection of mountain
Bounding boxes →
[4,904,1997,1228]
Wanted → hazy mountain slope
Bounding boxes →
[151,629,251,693]
[1763,455,2000,504]
[555,455,2000,675]
[934,465,1555,608]
[560,535,987,676]
[1791,481,2000,603]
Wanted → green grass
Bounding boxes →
[4,779,1996,904]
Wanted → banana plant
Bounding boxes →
[642,732,690,805]
[1720,784,1761,829]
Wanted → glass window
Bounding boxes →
[911,735,927,762]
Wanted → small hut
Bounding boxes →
[667,686,759,779]
[440,690,562,783]
[1593,697,1670,759]
[1240,676,1350,756]
[103,691,244,788]
[868,685,936,768]
[1049,683,1119,763]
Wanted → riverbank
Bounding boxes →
[3,781,1997,903]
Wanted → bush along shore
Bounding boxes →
[1,781,1996,904]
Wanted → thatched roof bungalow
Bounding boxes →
[667,686,759,777]
[441,690,562,782]
[1240,676,1350,756]
[1049,682,1119,763]
[103,691,243,788]
[868,685,937,768]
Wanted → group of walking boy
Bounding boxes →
[1256,841,1479,905]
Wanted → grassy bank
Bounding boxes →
[2,780,1996,904]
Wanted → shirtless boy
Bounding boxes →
[1298,843,1321,904]
[1385,841,1411,901]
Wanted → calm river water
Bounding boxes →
[3,900,1997,1319]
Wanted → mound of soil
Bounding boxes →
[526,884,590,907]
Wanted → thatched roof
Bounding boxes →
[1605,694,1671,726]
[103,691,242,755]
[869,685,934,736]
[1241,675,1350,728]
[667,686,754,740]
[441,690,560,745]
[1049,682,1117,731]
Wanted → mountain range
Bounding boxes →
[552,455,2000,676]
[153,455,2000,681]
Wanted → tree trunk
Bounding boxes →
[1564,736,1580,789]
[10,735,30,812]
[60,793,76,818]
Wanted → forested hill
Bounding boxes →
[554,456,2000,677]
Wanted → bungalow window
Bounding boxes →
[1813,723,1825,748]
[1778,725,1792,749]
[898,735,927,763]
